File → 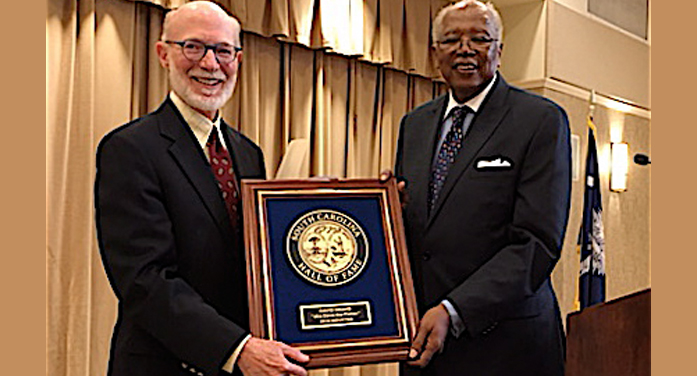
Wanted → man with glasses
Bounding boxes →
[394,1,570,375]
[95,2,309,375]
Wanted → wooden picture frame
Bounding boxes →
[241,178,418,368]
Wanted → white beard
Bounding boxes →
[168,66,236,113]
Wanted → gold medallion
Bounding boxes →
[286,209,369,287]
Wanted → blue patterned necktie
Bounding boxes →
[429,105,471,212]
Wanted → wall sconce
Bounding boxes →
[610,142,629,192]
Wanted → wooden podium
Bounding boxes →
[565,288,650,376]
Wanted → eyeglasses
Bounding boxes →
[165,40,242,64]
[436,35,498,51]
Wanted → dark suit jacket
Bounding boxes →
[95,98,266,376]
[395,76,570,376]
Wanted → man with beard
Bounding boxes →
[393,1,570,375]
[94,2,309,375]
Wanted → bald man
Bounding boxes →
[95,2,309,375]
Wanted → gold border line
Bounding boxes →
[380,190,410,342]
[296,337,407,351]
[257,192,275,339]
[256,187,409,346]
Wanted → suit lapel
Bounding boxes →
[410,96,448,225]
[220,121,254,182]
[157,99,231,234]
[427,78,511,227]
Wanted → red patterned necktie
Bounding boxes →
[428,105,471,212]
[207,126,240,228]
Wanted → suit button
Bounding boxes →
[422,252,431,261]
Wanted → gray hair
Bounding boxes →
[432,0,503,45]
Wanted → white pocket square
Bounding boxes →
[475,157,513,169]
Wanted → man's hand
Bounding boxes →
[407,304,450,368]
[237,337,309,376]
[379,169,407,207]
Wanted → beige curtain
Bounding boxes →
[47,0,447,375]
[48,1,167,375]
[166,0,449,77]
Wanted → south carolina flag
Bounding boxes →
[577,117,606,310]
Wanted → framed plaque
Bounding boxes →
[241,178,418,368]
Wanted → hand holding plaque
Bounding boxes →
[238,337,310,376]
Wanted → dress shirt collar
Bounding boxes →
[170,91,225,151]
[443,72,498,120]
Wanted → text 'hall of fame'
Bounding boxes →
[286,210,369,287]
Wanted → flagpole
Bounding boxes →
[589,89,596,120]
[588,90,598,135]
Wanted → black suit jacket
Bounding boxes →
[95,98,266,376]
[395,76,570,376]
